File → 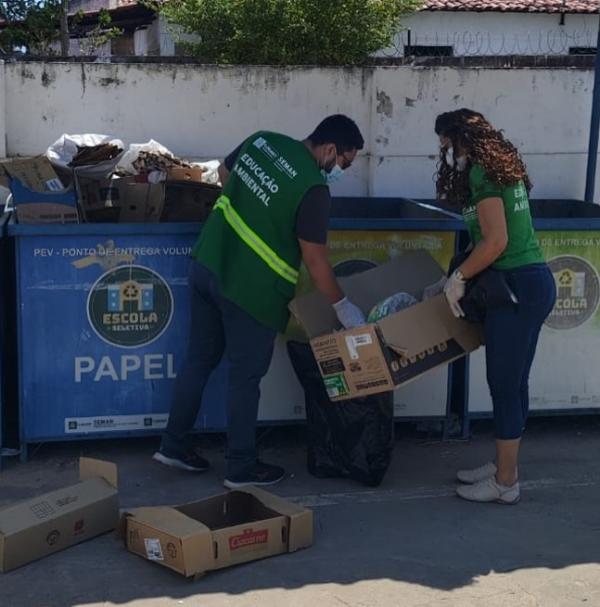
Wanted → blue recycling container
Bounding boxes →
[0,212,11,468]
[8,198,465,457]
[7,222,228,459]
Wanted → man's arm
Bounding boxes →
[295,187,365,328]
[299,238,365,329]
[298,239,344,304]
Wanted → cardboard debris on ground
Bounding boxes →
[119,487,313,578]
[290,251,484,401]
[0,458,119,573]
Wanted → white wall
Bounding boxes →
[380,12,599,57]
[370,65,596,200]
[2,61,599,201]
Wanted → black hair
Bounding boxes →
[434,108,531,207]
[307,114,364,152]
[434,108,485,138]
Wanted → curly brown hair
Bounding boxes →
[434,108,531,208]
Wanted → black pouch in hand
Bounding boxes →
[449,252,518,323]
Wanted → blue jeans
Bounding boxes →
[161,261,276,475]
[485,263,557,440]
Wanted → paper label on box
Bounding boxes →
[46,178,64,192]
[345,333,373,360]
[144,538,164,561]
[323,374,350,398]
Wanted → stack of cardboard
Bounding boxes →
[1,135,222,224]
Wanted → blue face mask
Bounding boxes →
[321,163,344,185]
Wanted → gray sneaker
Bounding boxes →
[456,462,497,485]
[456,476,520,505]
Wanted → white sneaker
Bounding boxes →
[456,462,497,485]
[456,476,520,505]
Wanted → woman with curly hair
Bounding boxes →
[433,108,556,504]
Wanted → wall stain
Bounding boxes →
[20,68,35,81]
[41,68,56,87]
[376,90,393,118]
[99,77,124,87]
[80,64,87,97]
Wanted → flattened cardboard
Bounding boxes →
[14,202,79,225]
[0,458,119,573]
[120,487,313,578]
[290,252,484,401]
[1,157,64,193]
[1,156,79,224]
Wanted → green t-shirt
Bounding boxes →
[462,164,544,270]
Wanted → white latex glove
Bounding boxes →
[333,297,366,329]
[423,276,448,300]
[443,270,466,318]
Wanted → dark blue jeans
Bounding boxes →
[161,261,276,475]
[485,263,557,440]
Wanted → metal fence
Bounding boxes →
[379,27,598,57]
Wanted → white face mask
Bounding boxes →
[445,147,454,166]
[445,147,468,172]
[456,155,468,172]
[321,163,345,185]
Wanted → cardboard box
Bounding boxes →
[75,176,164,223]
[76,176,121,212]
[0,458,119,572]
[161,181,222,223]
[289,251,484,401]
[166,166,205,183]
[0,156,79,224]
[119,487,313,578]
[113,177,165,223]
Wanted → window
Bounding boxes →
[569,47,597,55]
[404,45,454,57]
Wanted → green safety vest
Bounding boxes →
[192,131,325,332]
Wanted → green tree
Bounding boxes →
[146,0,424,65]
[0,0,62,55]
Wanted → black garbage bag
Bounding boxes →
[287,341,394,487]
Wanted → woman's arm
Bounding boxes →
[459,197,508,279]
